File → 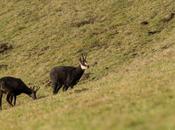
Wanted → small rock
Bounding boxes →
[162,12,175,22]
[0,42,13,53]
[148,30,160,35]
[140,21,149,25]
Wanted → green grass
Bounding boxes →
[0,0,175,130]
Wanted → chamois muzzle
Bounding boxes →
[30,86,40,100]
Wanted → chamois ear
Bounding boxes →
[82,54,85,60]
[84,54,87,60]
[79,56,83,62]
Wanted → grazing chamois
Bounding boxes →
[50,54,89,94]
[0,76,40,110]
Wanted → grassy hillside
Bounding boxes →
[0,0,175,130]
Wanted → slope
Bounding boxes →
[0,0,175,130]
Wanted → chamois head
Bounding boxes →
[30,86,40,100]
[79,54,89,70]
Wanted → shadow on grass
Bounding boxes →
[74,88,89,93]
[37,95,48,100]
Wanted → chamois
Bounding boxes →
[0,76,40,110]
[50,54,89,94]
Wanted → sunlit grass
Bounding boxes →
[0,0,175,130]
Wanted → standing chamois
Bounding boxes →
[50,54,89,94]
[0,76,40,110]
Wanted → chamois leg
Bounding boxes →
[10,95,13,105]
[13,96,16,106]
[0,92,3,110]
[56,83,62,94]
[6,93,13,107]
[63,85,69,91]
[53,82,62,94]
[70,84,75,89]
[63,81,73,91]
[71,81,78,89]
[52,82,57,94]
[9,95,16,106]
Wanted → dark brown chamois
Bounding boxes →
[50,54,89,94]
[0,76,40,110]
